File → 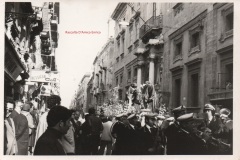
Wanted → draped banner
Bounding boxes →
[29,70,60,83]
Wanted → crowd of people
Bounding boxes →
[4,95,233,155]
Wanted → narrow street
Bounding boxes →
[4,2,234,156]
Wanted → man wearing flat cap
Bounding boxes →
[138,113,159,155]
[203,104,223,137]
[160,105,186,155]
[111,113,128,155]
[123,114,139,155]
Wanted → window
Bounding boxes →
[129,24,133,45]
[134,67,137,77]
[116,76,118,86]
[122,37,125,52]
[135,18,140,40]
[174,78,181,107]
[119,90,123,100]
[117,39,120,53]
[128,45,133,54]
[226,12,233,31]
[121,53,124,60]
[173,3,184,17]
[190,73,199,107]
[191,32,200,48]
[128,70,131,80]
[175,42,182,56]
[120,74,123,83]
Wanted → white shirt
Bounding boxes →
[146,124,152,133]
[129,123,135,130]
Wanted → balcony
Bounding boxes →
[51,20,58,31]
[41,39,50,47]
[41,47,52,55]
[139,15,163,44]
[208,73,233,102]
[51,30,58,42]
[40,31,50,39]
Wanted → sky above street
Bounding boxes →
[55,1,117,107]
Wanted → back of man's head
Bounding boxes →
[47,105,73,127]
[88,107,95,115]
[47,95,61,110]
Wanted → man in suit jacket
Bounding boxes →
[10,100,29,155]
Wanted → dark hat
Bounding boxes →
[172,105,186,113]
[177,113,194,122]
[145,113,157,119]
[22,103,31,111]
[127,113,137,120]
[204,104,215,111]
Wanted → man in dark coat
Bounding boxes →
[71,110,82,154]
[161,105,186,155]
[138,114,158,155]
[10,100,29,155]
[34,106,73,155]
[111,113,128,155]
[124,114,139,155]
[87,107,103,155]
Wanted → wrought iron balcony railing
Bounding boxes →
[139,15,163,43]
[210,73,233,92]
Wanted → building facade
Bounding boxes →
[110,3,233,113]
[88,38,115,107]
[75,73,91,112]
[4,2,61,110]
[5,2,39,104]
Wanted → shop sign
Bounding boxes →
[29,70,60,83]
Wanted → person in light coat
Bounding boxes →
[61,125,75,154]
[4,102,18,155]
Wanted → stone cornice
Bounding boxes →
[169,9,207,40]
[111,3,127,21]
[185,58,202,67]
[216,45,233,55]
[170,65,183,72]
[114,67,124,75]
[213,3,228,10]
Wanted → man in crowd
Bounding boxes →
[138,113,158,155]
[9,100,29,155]
[21,102,37,154]
[203,104,223,137]
[98,116,114,155]
[81,114,91,155]
[219,108,233,154]
[161,105,186,155]
[87,107,103,155]
[71,110,82,154]
[111,113,128,155]
[124,114,139,155]
[35,95,61,144]
[4,102,18,155]
[34,105,73,155]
